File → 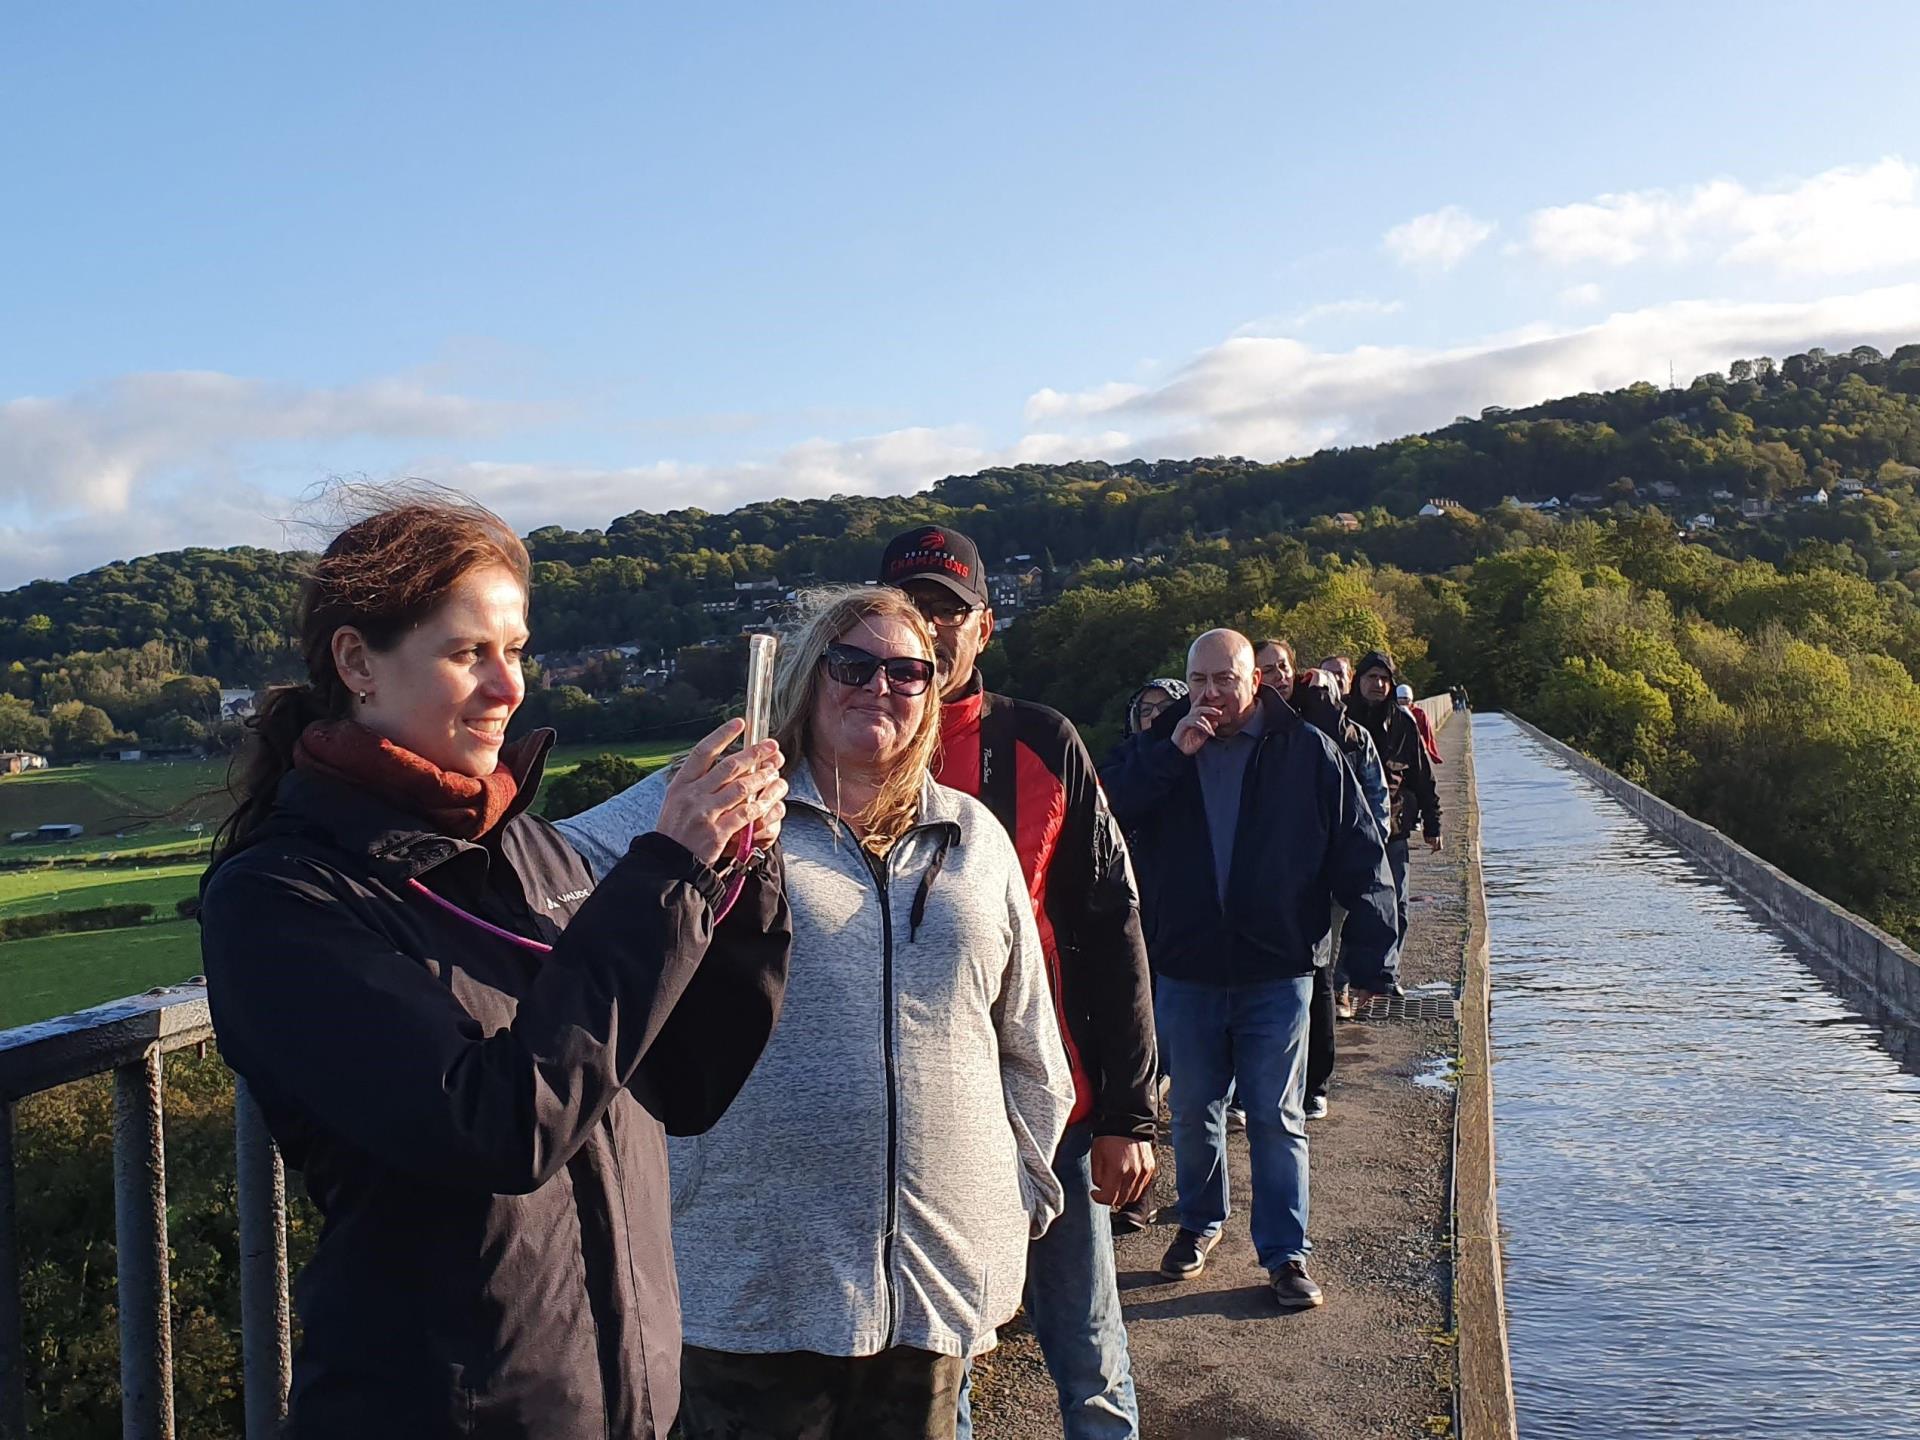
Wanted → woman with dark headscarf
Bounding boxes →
[1125,678,1188,739]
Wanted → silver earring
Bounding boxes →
[357,691,370,706]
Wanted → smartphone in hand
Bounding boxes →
[743,633,777,749]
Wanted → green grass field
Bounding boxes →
[0,759,228,860]
[0,736,690,1033]
[0,922,204,1031]
[0,862,205,920]
[535,738,683,809]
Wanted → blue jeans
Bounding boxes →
[1155,974,1313,1271]
[1387,836,1411,964]
[955,1123,1138,1440]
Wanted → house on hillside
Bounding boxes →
[1648,480,1682,500]
[1799,487,1830,507]
[1688,513,1717,532]
[1742,497,1773,518]
[990,561,1045,613]
[100,747,144,763]
[1331,512,1361,531]
[1569,492,1604,508]
[1710,488,1736,502]
[1835,478,1868,497]
[0,751,48,776]
[1418,498,1469,518]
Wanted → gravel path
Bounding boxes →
[973,715,1473,1440]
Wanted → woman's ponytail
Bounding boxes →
[213,680,339,863]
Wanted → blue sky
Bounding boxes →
[5,2,1920,585]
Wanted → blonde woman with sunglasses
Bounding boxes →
[561,585,1073,1440]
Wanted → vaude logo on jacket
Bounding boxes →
[544,888,591,910]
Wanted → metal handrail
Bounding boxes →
[0,981,290,1440]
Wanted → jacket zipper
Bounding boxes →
[792,796,947,1349]
[857,842,902,1348]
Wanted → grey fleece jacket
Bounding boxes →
[559,762,1073,1360]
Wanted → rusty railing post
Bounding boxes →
[234,1080,290,1437]
[113,1049,173,1440]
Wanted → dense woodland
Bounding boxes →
[12,346,1920,1434]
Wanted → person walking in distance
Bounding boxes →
[879,525,1157,1440]
[1348,652,1442,984]
[1126,679,1186,738]
[1398,682,1443,765]
[1102,629,1397,1309]
[1288,666,1392,1115]
[1319,655,1354,697]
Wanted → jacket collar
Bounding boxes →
[785,757,969,833]
[940,671,986,742]
[263,728,556,884]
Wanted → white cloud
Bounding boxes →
[1559,283,1606,308]
[0,371,515,517]
[1382,205,1495,271]
[1015,284,1920,462]
[1525,156,1920,275]
[437,423,1143,543]
[1025,382,1147,425]
[1229,299,1407,339]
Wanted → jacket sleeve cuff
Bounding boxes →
[622,831,728,909]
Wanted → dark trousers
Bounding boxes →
[677,1345,967,1440]
[1387,837,1411,962]
[1305,962,1335,1103]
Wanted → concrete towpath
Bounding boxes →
[973,712,1474,1440]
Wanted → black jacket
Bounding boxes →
[1098,689,1398,990]
[199,731,790,1439]
[938,679,1156,1142]
[1350,696,1441,842]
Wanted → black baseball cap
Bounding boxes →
[878,525,988,606]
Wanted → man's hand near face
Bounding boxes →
[1172,705,1224,756]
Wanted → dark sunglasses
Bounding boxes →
[822,644,936,697]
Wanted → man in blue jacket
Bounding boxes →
[1100,628,1398,1309]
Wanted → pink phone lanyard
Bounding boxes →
[406,878,553,954]
[405,822,755,952]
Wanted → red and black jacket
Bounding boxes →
[935,676,1157,1142]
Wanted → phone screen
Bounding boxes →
[743,633,777,749]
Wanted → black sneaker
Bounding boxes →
[1159,1228,1220,1280]
[1110,1197,1154,1236]
[1303,1093,1329,1121]
[1270,1260,1324,1309]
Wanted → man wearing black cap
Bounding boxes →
[880,525,1155,1440]
[1348,650,1441,967]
